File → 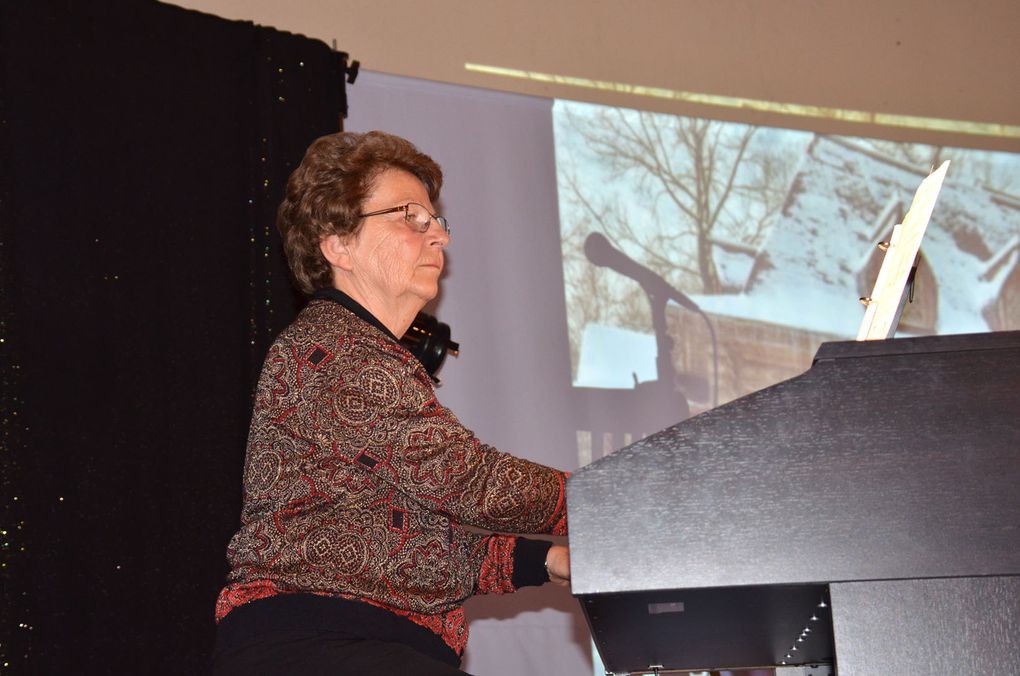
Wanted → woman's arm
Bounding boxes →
[288,334,570,536]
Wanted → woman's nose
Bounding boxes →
[427,222,450,247]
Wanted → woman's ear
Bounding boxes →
[319,233,354,271]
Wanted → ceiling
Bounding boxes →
[169,0,1020,151]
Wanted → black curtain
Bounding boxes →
[1,2,348,672]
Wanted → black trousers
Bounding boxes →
[212,629,474,676]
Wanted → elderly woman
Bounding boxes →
[213,131,570,675]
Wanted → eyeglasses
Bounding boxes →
[358,202,450,236]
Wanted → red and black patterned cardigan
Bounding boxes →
[215,295,568,656]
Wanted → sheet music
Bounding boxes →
[856,160,950,341]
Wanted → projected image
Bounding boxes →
[554,100,1020,419]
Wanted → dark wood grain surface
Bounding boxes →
[830,576,1020,675]
[568,331,1020,673]
[569,331,1020,595]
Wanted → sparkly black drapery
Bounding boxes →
[1,1,348,671]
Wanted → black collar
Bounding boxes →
[311,287,399,343]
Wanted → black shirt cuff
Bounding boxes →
[511,537,554,588]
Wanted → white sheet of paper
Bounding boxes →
[856,160,950,341]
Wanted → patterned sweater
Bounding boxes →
[216,293,568,656]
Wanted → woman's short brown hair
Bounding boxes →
[277,131,443,294]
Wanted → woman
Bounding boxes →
[213,131,570,675]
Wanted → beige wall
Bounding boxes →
[169,0,1020,152]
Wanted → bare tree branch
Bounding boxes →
[561,106,794,298]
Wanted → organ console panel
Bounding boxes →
[567,330,1020,674]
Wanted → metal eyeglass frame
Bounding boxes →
[358,202,450,236]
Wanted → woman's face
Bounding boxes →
[343,167,448,311]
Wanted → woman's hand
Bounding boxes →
[545,545,571,587]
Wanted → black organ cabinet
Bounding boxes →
[567,331,1020,675]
